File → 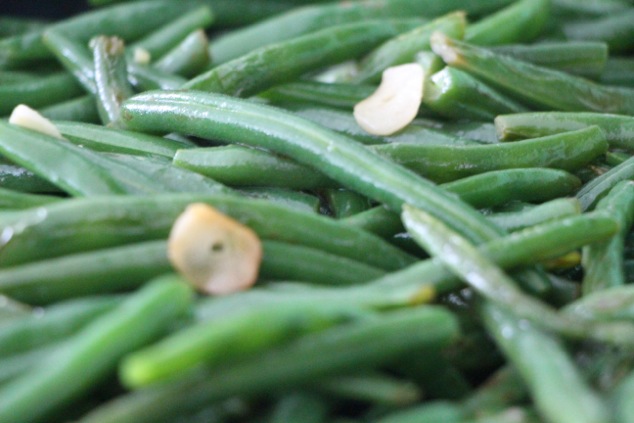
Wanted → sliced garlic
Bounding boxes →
[168,203,262,295]
[353,63,424,136]
[8,104,64,139]
[133,47,151,65]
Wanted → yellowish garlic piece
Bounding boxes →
[168,203,262,295]
[8,104,64,139]
[353,63,424,136]
[133,47,151,65]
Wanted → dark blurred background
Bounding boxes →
[0,0,89,19]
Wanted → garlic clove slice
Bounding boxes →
[353,63,424,136]
[9,104,64,139]
[168,203,262,295]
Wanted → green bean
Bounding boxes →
[432,33,634,114]
[0,193,414,271]
[39,95,100,123]
[208,0,434,66]
[0,188,61,210]
[0,0,203,65]
[260,240,385,284]
[129,6,213,60]
[481,303,610,423]
[0,241,170,305]
[0,345,53,386]
[400,204,616,340]
[577,156,634,210]
[184,20,424,97]
[42,29,97,94]
[461,366,528,417]
[0,122,176,196]
[422,66,528,120]
[238,187,321,214]
[0,16,47,37]
[261,81,378,110]
[563,9,634,53]
[56,121,195,158]
[120,299,368,388]
[491,41,608,79]
[495,111,634,151]
[127,62,186,90]
[153,30,210,78]
[315,373,421,406]
[351,12,466,84]
[373,401,465,423]
[275,104,477,146]
[563,285,634,322]
[601,57,634,87]
[341,206,403,239]
[173,145,336,189]
[0,296,121,358]
[0,72,84,116]
[90,36,134,126]
[121,90,503,244]
[582,181,634,294]
[0,70,42,84]
[487,198,581,232]
[375,127,606,183]
[0,275,193,423]
[81,306,458,423]
[0,163,62,194]
[323,189,371,218]
[0,296,30,324]
[268,393,330,423]
[606,152,631,167]
[464,0,550,46]
[552,0,632,16]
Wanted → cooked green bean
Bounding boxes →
[268,393,330,423]
[563,285,634,322]
[464,0,550,46]
[422,66,528,120]
[351,12,466,84]
[0,188,61,210]
[373,401,465,423]
[39,95,100,123]
[487,198,581,232]
[56,121,194,157]
[0,16,47,38]
[495,111,634,151]
[481,303,610,423]
[238,187,321,213]
[0,193,414,271]
[0,72,84,116]
[563,9,634,53]
[577,155,634,210]
[601,57,634,87]
[432,33,634,114]
[82,306,458,423]
[323,189,371,218]
[153,30,210,78]
[185,20,425,97]
[582,181,634,294]
[90,36,134,126]
[490,41,608,79]
[121,90,504,244]
[0,275,193,423]
[314,373,421,406]
[261,81,378,110]
[0,163,62,194]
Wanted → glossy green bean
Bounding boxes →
[0,241,170,305]
[0,275,193,423]
[260,240,385,284]
[120,299,367,388]
[432,33,634,114]
[0,163,61,194]
[42,29,97,94]
[261,81,378,110]
[129,6,213,60]
[39,95,100,123]
[464,0,550,46]
[352,12,466,84]
[91,36,134,126]
[0,72,84,116]
[495,111,634,151]
[422,66,528,120]
[487,198,581,232]
[184,20,424,97]
[323,189,371,218]
[0,193,414,271]
[0,296,121,358]
[81,307,458,423]
[315,373,421,406]
[238,187,321,213]
[582,181,634,294]
[56,121,194,157]
[0,188,61,210]
[491,41,608,79]
[481,303,610,423]
[563,9,634,53]
[121,90,503,245]
[154,30,210,78]
[577,156,634,210]
[173,145,336,189]
[374,127,606,183]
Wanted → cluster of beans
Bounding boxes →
[2,0,634,422]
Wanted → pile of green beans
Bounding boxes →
[2,0,634,422]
